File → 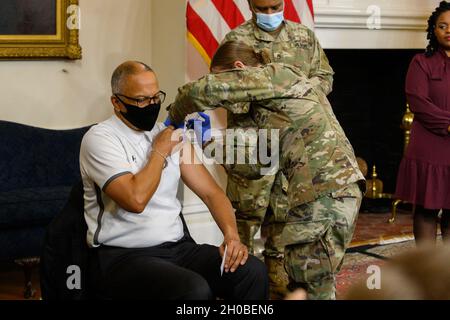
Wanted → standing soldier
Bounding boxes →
[219,0,334,298]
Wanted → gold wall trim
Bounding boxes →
[0,0,81,60]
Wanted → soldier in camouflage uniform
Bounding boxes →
[216,0,335,298]
[167,45,365,299]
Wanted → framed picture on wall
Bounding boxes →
[0,0,81,60]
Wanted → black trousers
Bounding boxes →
[88,234,269,300]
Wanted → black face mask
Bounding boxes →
[116,97,161,131]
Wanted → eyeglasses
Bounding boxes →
[115,91,166,107]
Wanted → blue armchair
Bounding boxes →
[0,120,91,298]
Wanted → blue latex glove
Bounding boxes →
[164,116,184,129]
[187,112,211,145]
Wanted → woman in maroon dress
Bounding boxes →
[396,1,450,245]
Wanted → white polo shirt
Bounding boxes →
[80,115,184,248]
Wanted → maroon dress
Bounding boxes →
[395,48,450,210]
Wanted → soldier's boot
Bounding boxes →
[236,219,261,255]
[264,255,290,300]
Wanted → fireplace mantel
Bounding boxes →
[313,0,440,49]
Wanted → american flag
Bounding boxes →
[187,0,315,65]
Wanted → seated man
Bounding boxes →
[80,61,269,300]
[167,42,365,300]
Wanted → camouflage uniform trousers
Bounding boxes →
[282,182,363,300]
[227,171,292,299]
[227,173,289,254]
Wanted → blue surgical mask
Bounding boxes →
[255,10,284,32]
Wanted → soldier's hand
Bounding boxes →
[220,237,249,273]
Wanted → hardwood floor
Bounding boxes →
[0,262,41,300]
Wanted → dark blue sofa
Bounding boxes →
[0,120,91,297]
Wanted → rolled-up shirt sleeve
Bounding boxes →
[80,130,133,191]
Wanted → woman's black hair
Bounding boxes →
[426,1,450,57]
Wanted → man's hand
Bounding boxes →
[152,127,182,157]
[219,236,249,273]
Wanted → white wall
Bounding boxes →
[151,0,186,118]
[0,0,152,129]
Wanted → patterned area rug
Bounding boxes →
[336,239,417,299]
[336,210,418,299]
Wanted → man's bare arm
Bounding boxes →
[180,144,249,273]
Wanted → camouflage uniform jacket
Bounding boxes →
[168,63,365,208]
[223,20,334,96]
